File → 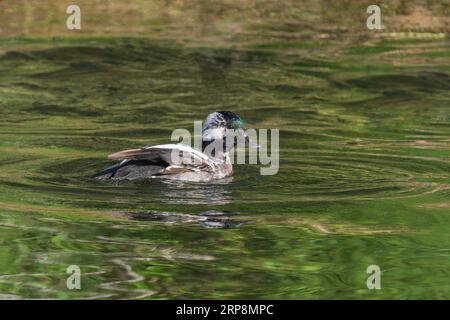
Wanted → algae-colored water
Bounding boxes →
[0,1,449,299]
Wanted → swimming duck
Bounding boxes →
[93,111,257,182]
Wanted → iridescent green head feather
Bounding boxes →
[202,111,245,132]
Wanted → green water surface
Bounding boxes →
[0,36,449,299]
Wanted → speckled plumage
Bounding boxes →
[93,111,248,182]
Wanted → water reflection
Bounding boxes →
[157,178,234,205]
[128,209,245,229]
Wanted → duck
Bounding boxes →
[93,111,258,182]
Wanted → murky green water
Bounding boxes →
[0,35,449,299]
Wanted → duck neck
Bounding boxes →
[202,139,231,162]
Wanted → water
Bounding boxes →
[0,34,449,299]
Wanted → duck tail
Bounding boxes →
[92,162,123,180]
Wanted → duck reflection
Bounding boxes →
[128,210,245,229]
[158,178,234,205]
[117,178,241,228]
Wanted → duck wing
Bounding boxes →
[108,144,215,174]
[92,159,169,181]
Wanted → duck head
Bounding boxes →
[202,111,258,157]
